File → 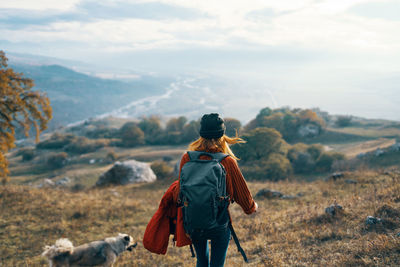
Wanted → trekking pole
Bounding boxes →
[228,222,248,263]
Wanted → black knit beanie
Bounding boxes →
[199,113,225,139]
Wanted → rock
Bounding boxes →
[37,178,55,188]
[56,177,71,186]
[345,179,357,184]
[365,216,382,225]
[109,189,120,197]
[375,148,384,157]
[397,232,400,237]
[298,124,320,138]
[390,143,400,152]
[325,204,343,216]
[256,189,283,199]
[89,159,96,164]
[330,172,344,181]
[96,160,156,186]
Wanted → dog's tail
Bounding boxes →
[42,238,74,259]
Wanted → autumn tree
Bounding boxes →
[119,122,145,147]
[233,128,291,181]
[245,107,325,142]
[224,117,242,137]
[138,116,163,144]
[0,51,52,184]
[233,127,287,163]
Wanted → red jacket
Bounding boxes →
[143,180,191,254]
[143,152,256,254]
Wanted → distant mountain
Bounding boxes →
[10,63,172,129]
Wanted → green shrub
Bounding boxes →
[106,150,117,163]
[138,116,163,144]
[306,144,324,160]
[224,118,242,137]
[287,143,327,174]
[182,120,200,143]
[241,154,292,181]
[335,115,352,127]
[162,131,182,145]
[119,122,145,147]
[264,153,293,181]
[47,152,68,169]
[292,152,315,173]
[316,152,346,172]
[19,148,35,161]
[233,128,286,163]
[287,143,308,162]
[64,137,108,154]
[85,126,119,139]
[245,107,325,142]
[36,133,75,149]
[151,161,173,180]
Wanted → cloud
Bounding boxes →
[348,0,400,21]
[0,0,79,11]
[1,0,400,74]
[76,0,207,21]
[0,0,207,30]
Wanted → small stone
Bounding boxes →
[375,148,384,157]
[365,216,382,225]
[37,179,55,188]
[56,177,71,186]
[390,143,400,152]
[325,204,343,216]
[256,189,283,199]
[330,172,344,181]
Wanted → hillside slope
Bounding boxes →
[10,64,171,129]
[1,170,399,266]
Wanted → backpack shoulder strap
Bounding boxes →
[186,151,228,162]
[212,152,229,162]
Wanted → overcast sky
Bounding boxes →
[1,0,399,120]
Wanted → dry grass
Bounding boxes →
[7,145,186,188]
[1,170,400,266]
[331,126,400,139]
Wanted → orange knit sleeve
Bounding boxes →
[222,157,256,215]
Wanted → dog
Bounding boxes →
[42,233,137,267]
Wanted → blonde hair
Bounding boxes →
[188,135,245,160]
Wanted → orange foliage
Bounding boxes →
[0,51,52,184]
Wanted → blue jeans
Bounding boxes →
[191,227,231,267]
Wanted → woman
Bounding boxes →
[176,113,258,267]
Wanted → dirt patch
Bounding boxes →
[340,138,396,158]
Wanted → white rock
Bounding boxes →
[96,160,156,186]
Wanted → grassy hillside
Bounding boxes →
[10,64,171,130]
[1,169,399,266]
[3,111,400,266]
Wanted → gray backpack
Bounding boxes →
[179,151,230,235]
